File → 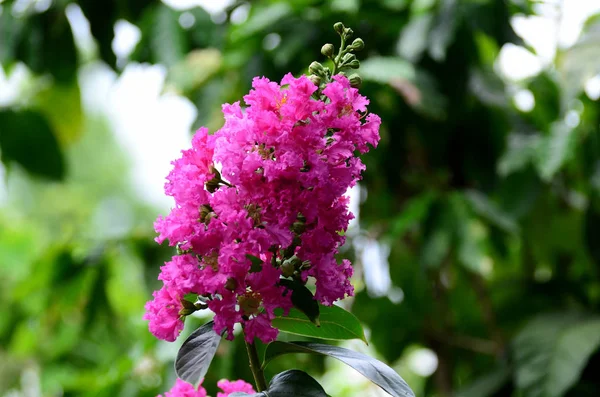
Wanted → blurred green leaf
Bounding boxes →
[428,0,458,62]
[455,365,511,397]
[535,122,577,182]
[388,191,436,239]
[513,313,600,397]
[0,108,65,180]
[167,48,222,94]
[397,14,434,62]
[152,4,187,67]
[465,190,519,234]
[230,3,292,43]
[558,13,600,101]
[272,304,367,343]
[360,56,416,84]
[35,80,83,145]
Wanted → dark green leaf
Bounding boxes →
[0,109,65,180]
[266,369,328,397]
[15,9,77,82]
[175,320,222,385]
[246,254,264,273]
[278,278,319,325]
[79,0,117,67]
[272,304,366,343]
[229,370,328,397]
[263,342,415,397]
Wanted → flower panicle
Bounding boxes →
[144,23,380,345]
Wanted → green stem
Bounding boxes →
[331,35,347,76]
[244,338,267,392]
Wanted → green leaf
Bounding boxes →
[0,109,65,180]
[35,81,83,145]
[513,313,600,397]
[497,133,542,177]
[278,278,320,325]
[428,0,458,62]
[272,304,366,343]
[167,49,223,94]
[246,254,264,273]
[152,5,187,67]
[534,122,578,182]
[175,321,222,385]
[388,192,436,239]
[231,370,328,397]
[230,3,292,43]
[360,56,416,84]
[455,365,511,397]
[16,9,77,83]
[465,190,519,234]
[397,13,434,62]
[263,342,415,397]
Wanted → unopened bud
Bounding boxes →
[333,22,344,34]
[342,53,356,63]
[309,61,325,75]
[321,43,335,58]
[349,73,362,88]
[344,27,354,38]
[351,38,364,51]
[308,74,322,86]
[348,59,360,69]
[281,256,302,277]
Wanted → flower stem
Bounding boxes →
[244,338,267,392]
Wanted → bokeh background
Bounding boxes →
[2,0,600,396]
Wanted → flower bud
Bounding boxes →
[349,73,362,88]
[333,22,344,34]
[344,27,354,38]
[351,38,364,51]
[308,74,322,86]
[348,59,360,69]
[342,53,356,63]
[309,61,325,76]
[281,255,302,277]
[321,43,335,58]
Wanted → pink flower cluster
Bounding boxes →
[159,378,254,397]
[144,73,380,343]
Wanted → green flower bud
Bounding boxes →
[348,59,360,69]
[309,61,325,76]
[308,74,322,86]
[344,27,354,38]
[349,73,362,88]
[351,38,364,51]
[342,53,356,63]
[281,256,302,277]
[334,22,345,34]
[321,43,335,58]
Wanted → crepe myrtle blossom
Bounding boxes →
[145,72,380,343]
[158,378,255,397]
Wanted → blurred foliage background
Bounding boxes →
[1,0,600,396]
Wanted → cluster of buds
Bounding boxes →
[308,22,365,90]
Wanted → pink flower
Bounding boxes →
[143,286,185,342]
[217,379,256,397]
[158,378,207,397]
[145,73,380,343]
